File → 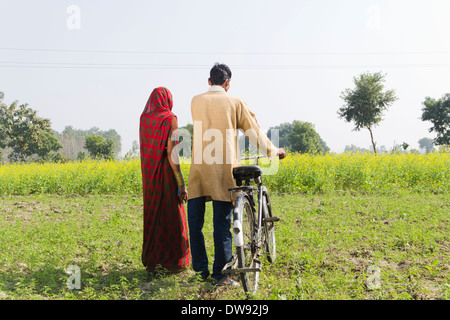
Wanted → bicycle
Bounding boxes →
[222,155,280,295]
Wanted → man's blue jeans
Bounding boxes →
[187,196,233,281]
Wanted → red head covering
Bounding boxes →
[143,87,173,114]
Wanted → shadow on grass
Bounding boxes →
[0,262,214,300]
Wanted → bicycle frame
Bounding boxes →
[241,155,266,250]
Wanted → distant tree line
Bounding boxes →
[177,120,330,156]
[344,137,436,154]
[1,80,448,162]
[1,91,121,162]
[53,126,121,161]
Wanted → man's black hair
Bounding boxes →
[209,63,232,85]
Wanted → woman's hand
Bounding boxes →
[178,185,188,204]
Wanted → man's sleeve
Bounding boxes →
[236,100,279,160]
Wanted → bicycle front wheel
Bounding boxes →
[234,193,259,295]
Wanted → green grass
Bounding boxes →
[1,192,449,300]
[0,152,448,299]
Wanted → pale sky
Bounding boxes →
[1,0,450,155]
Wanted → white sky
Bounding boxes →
[1,0,450,155]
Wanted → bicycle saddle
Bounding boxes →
[232,165,262,181]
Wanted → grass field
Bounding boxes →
[0,192,448,300]
[0,152,449,300]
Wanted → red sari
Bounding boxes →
[139,87,191,273]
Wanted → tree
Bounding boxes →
[266,121,329,154]
[54,126,87,159]
[267,122,295,150]
[34,131,64,161]
[0,91,62,162]
[401,142,409,151]
[338,72,398,154]
[76,151,87,162]
[418,137,435,153]
[421,94,450,146]
[124,140,139,159]
[344,144,370,153]
[85,135,115,159]
[178,123,193,157]
[54,126,122,160]
[287,121,329,154]
[100,128,122,156]
[0,92,7,149]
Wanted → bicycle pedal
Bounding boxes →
[264,216,281,223]
[222,255,238,272]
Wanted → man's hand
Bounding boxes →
[277,148,287,160]
[178,185,188,203]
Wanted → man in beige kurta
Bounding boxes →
[187,63,286,285]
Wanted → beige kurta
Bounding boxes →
[188,87,278,202]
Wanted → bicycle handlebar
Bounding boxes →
[240,155,267,161]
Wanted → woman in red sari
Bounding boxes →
[139,87,191,274]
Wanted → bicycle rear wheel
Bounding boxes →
[262,189,276,263]
[234,194,259,294]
